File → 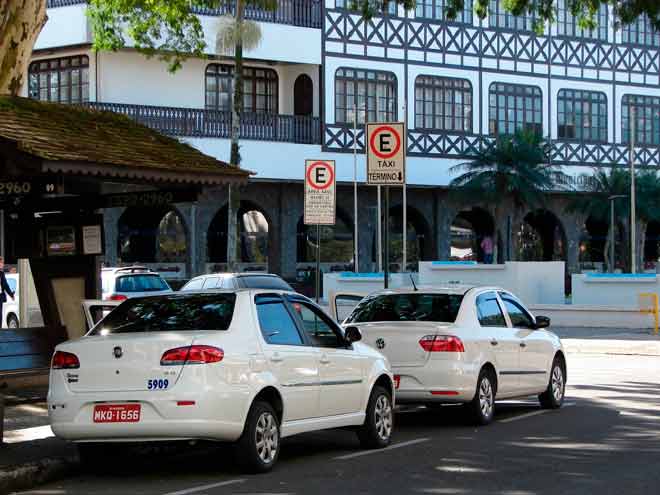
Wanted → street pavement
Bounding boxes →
[10,350,660,495]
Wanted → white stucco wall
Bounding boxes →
[35,5,90,50]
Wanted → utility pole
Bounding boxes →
[352,103,359,273]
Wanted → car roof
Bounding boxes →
[102,266,158,275]
[366,285,504,296]
[189,273,284,281]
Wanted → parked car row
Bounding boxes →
[48,279,566,473]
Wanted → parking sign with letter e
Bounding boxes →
[366,122,406,186]
[304,160,336,226]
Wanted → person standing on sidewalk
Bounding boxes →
[0,257,15,321]
[481,235,494,264]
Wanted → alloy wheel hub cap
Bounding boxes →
[255,412,279,464]
[374,395,393,441]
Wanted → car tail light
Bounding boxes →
[160,345,224,366]
[108,294,128,302]
[419,335,465,353]
[52,351,80,369]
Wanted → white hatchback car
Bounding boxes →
[333,286,566,425]
[101,266,172,301]
[48,290,394,472]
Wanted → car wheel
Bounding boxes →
[236,401,280,473]
[7,314,18,329]
[539,357,565,409]
[357,386,393,449]
[467,369,496,425]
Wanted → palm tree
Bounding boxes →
[216,0,276,269]
[567,167,660,272]
[449,129,562,262]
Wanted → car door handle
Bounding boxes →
[519,342,527,348]
[490,339,499,346]
[320,355,331,365]
[270,354,284,363]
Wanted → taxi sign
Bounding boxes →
[304,160,336,225]
[366,122,406,186]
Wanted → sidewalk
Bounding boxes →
[554,326,660,356]
[1,327,659,494]
[0,388,77,495]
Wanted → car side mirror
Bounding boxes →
[345,326,362,344]
[534,316,551,329]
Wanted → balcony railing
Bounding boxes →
[86,102,322,145]
[47,0,322,28]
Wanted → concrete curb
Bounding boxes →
[563,339,660,357]
[0,455,78,495]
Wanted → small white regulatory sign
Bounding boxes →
[304,160,336,226]
[366,122,406,186]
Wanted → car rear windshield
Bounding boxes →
[115,274,170,293]
[345,293,464,324]
[90,294,236,335]
[239,275,293,291]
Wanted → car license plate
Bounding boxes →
[393,375,400,390]
[93,404,141,423]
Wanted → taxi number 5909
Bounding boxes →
[147,379,169,390]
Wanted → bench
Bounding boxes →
[0,328,57,443]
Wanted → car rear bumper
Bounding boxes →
[49,382,250,443]
[393,360,479,404]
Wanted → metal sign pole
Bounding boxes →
[353,104,359,273]
[384,186,390,289]
[402,104,407,274]
[630,106,636,274]
[316,224,321,302]
[377,185,382,272]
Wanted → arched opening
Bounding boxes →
[207,202,270,270]
[375,205,431,272]
[296,210,354,270]
[118,207,187,263]
[579,216,608,271]
[517,210,566,262]
[294,74,313,116]
[644,221,660,271]
[451,208,495,262]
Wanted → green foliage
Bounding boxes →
[566,167,660,224]
[87,0,277,72]
[449,130,561,209]
[355,1,660,31]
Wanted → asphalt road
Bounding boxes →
[16,353,660,495]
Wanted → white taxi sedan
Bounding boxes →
[333,286,566,425]
[48,290,394,473]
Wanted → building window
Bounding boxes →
[415,0,473,24]
[335,68,397,124]
[414,76,472,132]
[622,14,660,47]
[488,0,537,31]
[205,64,278,113]
[28,55,89,104]
[488,83,542,136]
[622,95,660,146]
[335,0,397,16]
[556,0,607,41]
[557,89,607,143]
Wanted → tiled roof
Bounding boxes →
[0,97,250,185]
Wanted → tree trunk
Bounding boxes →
[603,225,612,272]
[0,0,47,96]
[226,0,245,272]
[637,220,647,272]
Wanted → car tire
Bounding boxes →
[236,401,281,473]
[467,368,496,425]
[7,314,18,329]
[357,386,393,449]
[539,356,565,409]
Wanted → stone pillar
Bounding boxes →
[103,207,124,266]
[436,199,454,261]
[280,185,302,280]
